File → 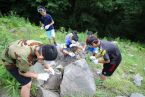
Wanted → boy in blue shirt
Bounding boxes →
[38,6,57,45]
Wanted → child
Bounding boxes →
[86,36,122,80]
[38,6,57,45]
[65,31,78,48]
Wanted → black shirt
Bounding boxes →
[99,40,122,64]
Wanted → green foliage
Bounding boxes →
[0,0,145,42]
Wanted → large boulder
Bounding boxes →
[60,59,96,97]
[42,71,63,91]
[130,93,145,97]
[36,87,60,97]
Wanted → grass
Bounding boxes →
[0,15,145,97]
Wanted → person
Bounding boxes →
[65,31,78,48]
[84,31,98,55]
[1,39,58,97]
[86,36,122,80]
[37,6,57,45]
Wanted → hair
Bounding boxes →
[72,31,78,41]
[41,45,58,60]
[87,31,93,36]
[86,36,99,45]
[37,6,45,10]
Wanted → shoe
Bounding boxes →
[96,71,101,76]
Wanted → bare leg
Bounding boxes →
[48,39,52,44]
[52,37,57,45]
[100,74,106,80]
[21,81,32,97]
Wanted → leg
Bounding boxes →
[7,67,32,97]
[21,81,32,97]
[52,37,57,45]
[100,74,106,80]
[46,30,52,44]
[101,63,119,80]
[51,29,57,45]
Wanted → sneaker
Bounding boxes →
[96,71,101,76]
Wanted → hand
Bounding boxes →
[90,56,96,60]
[72,40,76,44]
[93,59,99,64]
[68,52,75,57]
[44,25,50,29]
[37,73,49,81]
[41,26,44,30]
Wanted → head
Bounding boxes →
[87,31,93,36]
[37,6,46,16]
[70,43,78,52]
[72,31,78,42]
[40,45,58,61]
[86,36,100,48]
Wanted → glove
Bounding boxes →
[40,26,44,30]
[68,52,76,57]
[44,67,55,75]
[44,25,50,29]
[49,67,55,75]
[72,40,76,44]
[90,56,96,60]
[93,59,99,64]
[37,73,49,81]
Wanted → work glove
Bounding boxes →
[44,67,55,75]
[90,56,96,60]
[68,52,76,57]
[44,25,50,29]
[37,73,49,81]
[92,59,99,64]
[90,56,99,64]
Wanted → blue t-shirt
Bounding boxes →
[41,14,54,31]
[87,46,99,53]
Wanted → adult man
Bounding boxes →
[38,6,57,45]
[86,36,122,80]
[1,39,58,97]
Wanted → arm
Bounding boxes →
[98,53,110,64]
[35,46,44,64]
[46,15,54,27]
[48,19,54,26]
[19,71,38,79]
[40,21,44,27]
[98,59,110,64]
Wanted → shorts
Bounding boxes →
[102,63,120,76]
[8,67,31,86]
[46,29,55,39]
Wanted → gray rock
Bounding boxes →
[60,59,96,97]
[116,96,127,97]
[0,87,11,97]
[36,87,60,97]
[130,93,145,97]
[42,71,63,91]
